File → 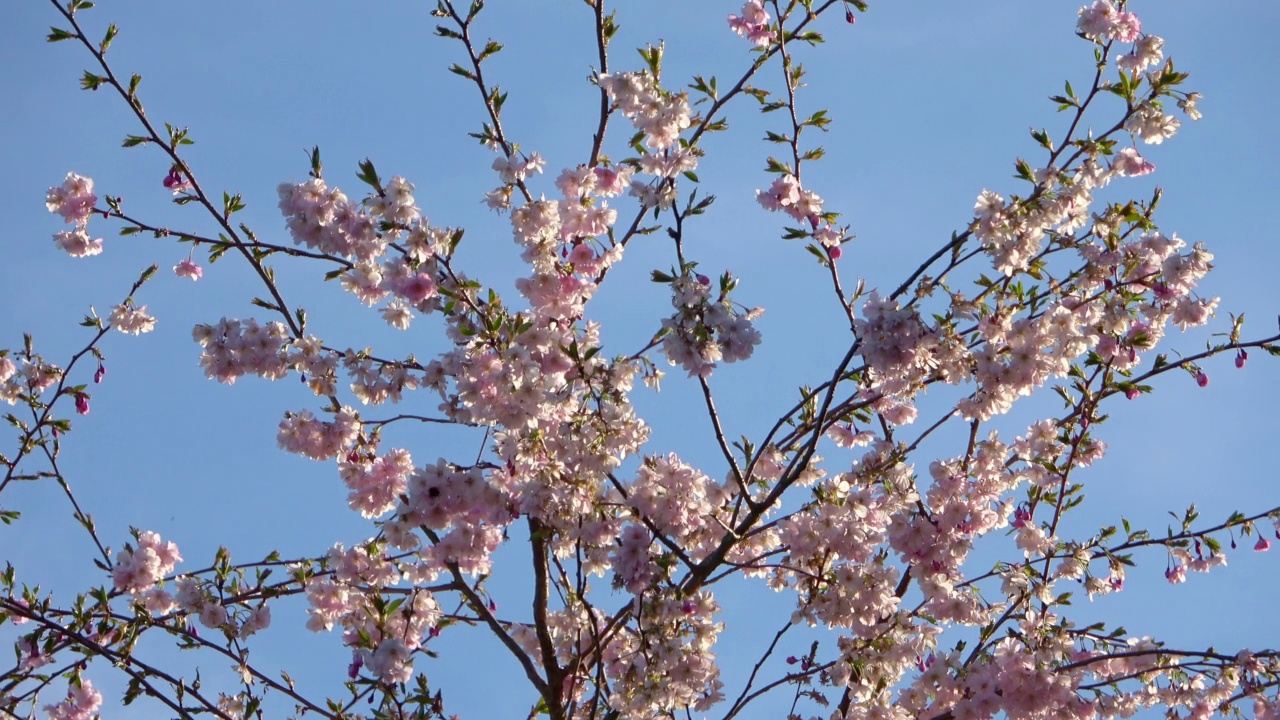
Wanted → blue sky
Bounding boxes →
[2,1,1279,718]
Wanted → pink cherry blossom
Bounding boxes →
[43,678,102,720]
[728,1,772,46]
[399,272,437,304]
[53,228,104,257]
[45,172,98,225]
[174,258,203,280]
[1112,147,1155,177]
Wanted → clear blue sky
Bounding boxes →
[2,1,1278,718]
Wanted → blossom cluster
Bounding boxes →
[598,71,692,151]
[276,405,361,461]
[302,543,442,684]
[192,317,291,384]
[0,353,62,405]
[45,172,103,258]
[110,530,183,616]
[1077,0,1142,43]
[43,679,102,720]
[659,270,762,378]
[727,1,772,46]
[277,176,457,330]
[602,590,725,719]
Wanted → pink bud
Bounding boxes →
[348,651,364,679]
[696,273,711,285]
[74,393,90,415]
[1011,505,1031,529]
[1196,372,1209,387]
[163,168,193,194]
[94,363,106,384]
[786,656,798,665]
[845,7,856,23]
[1124,387,1140,400]
[828,245,843,260]
[1235,349,1248,369]
[1255,537,1271,552]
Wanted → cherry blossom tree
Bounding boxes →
[3,1,1279,719]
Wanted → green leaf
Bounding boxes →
[99,23,118,52]
[356,158,382,193]
[80,71,105,91]
[478,40,503,61]
[448,63,476,81]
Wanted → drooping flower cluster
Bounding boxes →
[1117,34,1164,73]
[277,179,386,261]
[338,448,413,519]
[384,458,513,575]
[623,453,738,568]
[191,317,290,384]
[278,176,454,329]
[46,172,98,224]
[602,590,725,719]
[660,270,762,378]
[1125,102,1181,144]
[108,302,157,335]
[777,463,912,631]
[303,543,442,684]
[727,1,772,46]
[52,227,103,258]
[276,405,361,461]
